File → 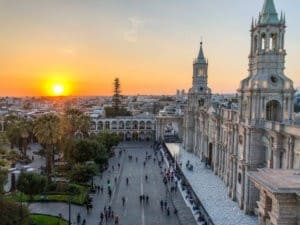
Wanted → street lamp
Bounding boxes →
[68,196,71,225]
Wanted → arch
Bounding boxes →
[125,121,131,130]
[105,121,110,130]
[266,100,281,122]
[132,131,139,141]
[119,121,124,130]
[125,131,132,141]
[97,121,103,130]
[139,121,145,129]
[118,132,124,141]
[146,121,152,130]
[111,121,117,130]
[91,121,96,130]
[261,33,266,50]
[132,121,138,129]
[140,131,145,141]
[75,131,83,139]
[146,131,153,141]
[270,33,277,51]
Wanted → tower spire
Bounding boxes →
[259,0,279,24]
[197,41,206,64]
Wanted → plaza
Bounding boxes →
[28,142,196,225]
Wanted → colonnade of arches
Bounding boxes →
[90,120,154,131]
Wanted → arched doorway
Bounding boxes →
[266,100,281,122]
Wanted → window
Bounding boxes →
[238,173,242,184]
[261,33,266,50]
[266,100,281,122]
[270,33,277,50]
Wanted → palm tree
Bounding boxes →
[33,113,62,182]
[64,108,91,137]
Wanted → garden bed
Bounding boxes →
[6,184,89,205]
[30,214,68,225]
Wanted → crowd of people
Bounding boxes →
[71,144,187,225]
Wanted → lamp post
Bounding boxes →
[68,196,71,225]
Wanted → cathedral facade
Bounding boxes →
[183,0,300,215]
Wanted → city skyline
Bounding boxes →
[1,0,300,96]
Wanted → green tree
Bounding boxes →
[5,117,32,157]
[69,163,96,183]
[93,132,120,153]
[17,172,47,200]
[33,113,62,182]
[71,139,100,163]
[63,108,91,137]
[0,199,30,225]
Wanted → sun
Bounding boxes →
[52,84,64,96]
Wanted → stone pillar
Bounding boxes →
[257,190,272,225]
[270,194,298,225]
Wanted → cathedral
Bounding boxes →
[183,0,300,222]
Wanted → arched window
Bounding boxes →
[261,33,266,50]
[266,100,281,122]
[270,33,277,51]
[111,121,117,130]
[119,121,124,129]
[98,121,103,130]
[105,121,110,130]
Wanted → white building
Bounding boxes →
[183,0,300,223]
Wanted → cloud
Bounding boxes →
[124,17,145,43]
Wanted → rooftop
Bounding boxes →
[249,168,300,194]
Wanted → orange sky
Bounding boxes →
[0,0,299,96]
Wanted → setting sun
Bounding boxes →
[52,84,64,96]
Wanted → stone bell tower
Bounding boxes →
[184,42,211,152]
[236,0,296,214]
[239,0,295,126]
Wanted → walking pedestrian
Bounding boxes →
[114,177,117,183]
[145,174,148,181]
[160,200,164,210]
[145,195,149,204]
[174,207,178,215]
[122,196,126,206]
[166,207,170,216]
[100,212,104,222]
[100,186,103,194]
[139,195,143,203]
[126,177,129,185]
[77,212,81,223]
[164,200,167,210]
[115,216,119,225]
[82,219,86,225]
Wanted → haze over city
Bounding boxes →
[1,0,300,96]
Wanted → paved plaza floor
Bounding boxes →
[166,143,258,225]
[29,142,196,225]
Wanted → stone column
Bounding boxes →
[256,190,272,225]
[270,194,298,225]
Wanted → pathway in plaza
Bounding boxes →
[29,142,196,225]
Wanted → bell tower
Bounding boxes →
[184,42,211,152]
[188,42,211,110]
[239,0,295,125]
